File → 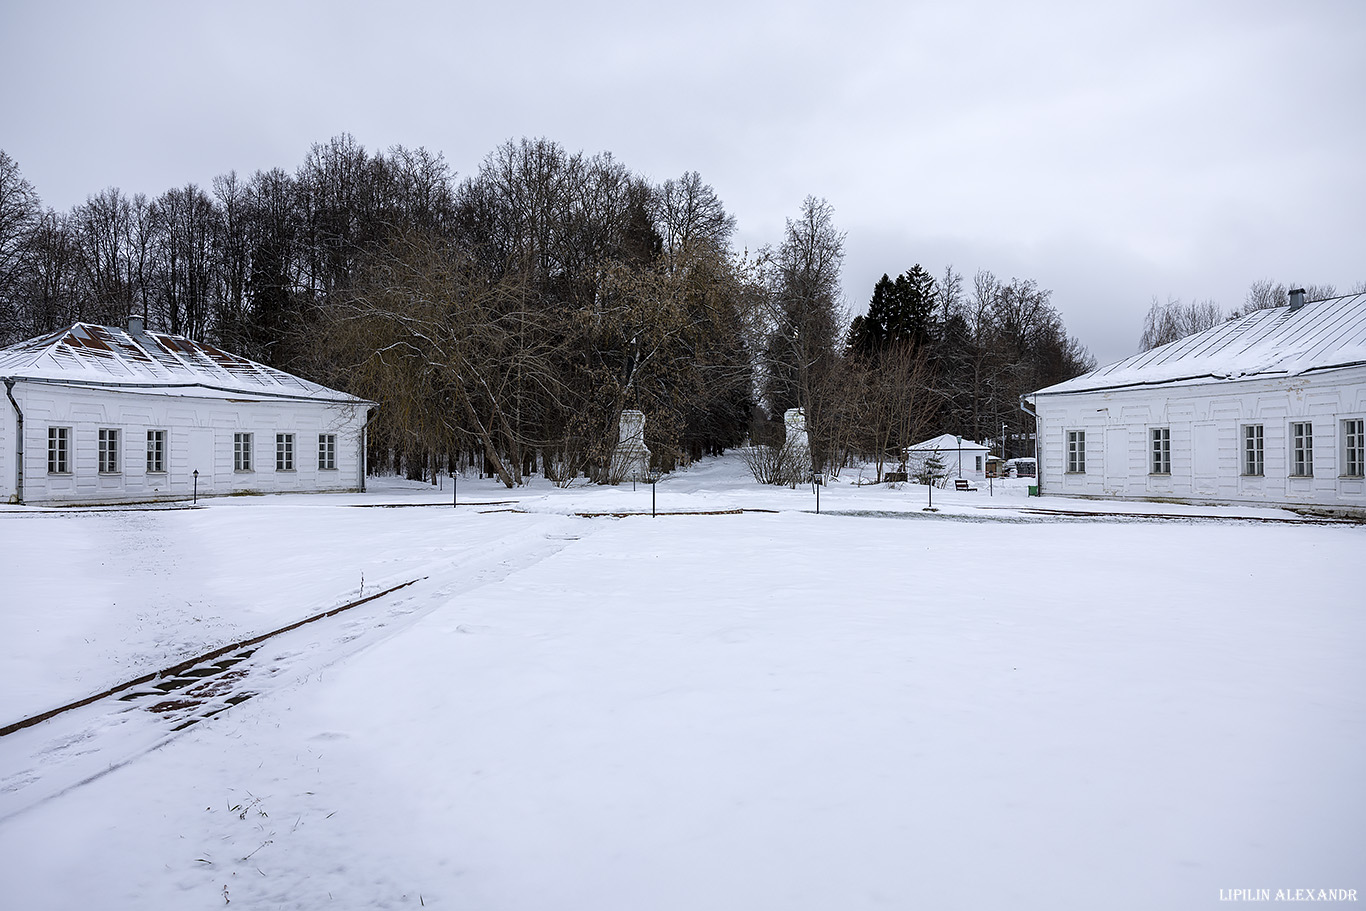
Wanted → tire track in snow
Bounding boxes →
[0,514,598,822]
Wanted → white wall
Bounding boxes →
[1032,365,1366,513]
[1,386,14,502]
[6,382,368,505]
[905,446,990,481]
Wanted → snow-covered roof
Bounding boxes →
[0,323,370,404]
[905,433,991,453]
[1033,292,1366,397]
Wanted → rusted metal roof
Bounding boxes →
[0,323,370,404]
[1033,292,1366,397]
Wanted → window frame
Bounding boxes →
[234,432,253,472]
[47,426,71,475]
[146,429,167,474]
[1150,426,1171,475]
[318,433,337,471]
[276,433,295,472]
[1290,422,1313,477]
[1242,424,1264,477]
[1066,430,1086,474]
[1343,418,1365,478]
[97,427,120,474]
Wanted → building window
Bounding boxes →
[1150,427,1171,474]
[98,428,120,474]
[276,433,295,471]
[975,455,982,472]
[318,433,337,471]
[48,427,71,474]
[146,430,166,473]
[1066,430,1086,473]
[1290,422,1313,477]
[1291,422,1313,477]
[234,433,253,472]
[1344,419,1365,478]
[1243,424,1263,477]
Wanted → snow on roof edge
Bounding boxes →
[8,375,376,406]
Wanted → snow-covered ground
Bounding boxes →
[1,456,1362,910]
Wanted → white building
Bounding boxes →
[904,433,992,481]
[1,320,374,505]
[1023,291,1366,516]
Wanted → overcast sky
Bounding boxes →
[2,0,1362,364]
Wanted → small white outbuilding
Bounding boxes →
[1023,290,1366,516]
[1,320,374,505]
[903,434,992,481]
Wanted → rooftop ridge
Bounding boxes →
[0,322,367,404]
[1034,293,1366,397]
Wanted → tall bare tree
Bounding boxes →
[72,187,139,326]
[1138,295,1224,350]
[1232,279,1340,317]
[760,196,846,470]
[0,151,42,342]
[150,184,221,338]
[654,171,736,271]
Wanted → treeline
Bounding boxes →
[839,264,1094,474]
[0,138,1094,485]
[0,139,459,362]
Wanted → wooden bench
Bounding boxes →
[954,478,978,492]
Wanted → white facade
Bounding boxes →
[1026,293,1366,516]
[1,323,372,505]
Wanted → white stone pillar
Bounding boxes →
[784,408,812,479]
[611,409,651,482]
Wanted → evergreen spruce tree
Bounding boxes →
[893,264,937,351]
[852,265,938,361]
[916,450,946,486]
[850,273,894,359]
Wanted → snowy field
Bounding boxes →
[1,456,1362,910]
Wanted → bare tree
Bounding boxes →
[316,231,560,488]
[759,196,846,471]
[0,150,42,342]
[150,184,221,338]
[212,172,250,343]
[16,210,83,335]
[846,344,937,482]
[1138,295,1224,350]
[72,187,139,326]
[1232,279,1340,317]
[382,145,457,236]
[654,171,736,270]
